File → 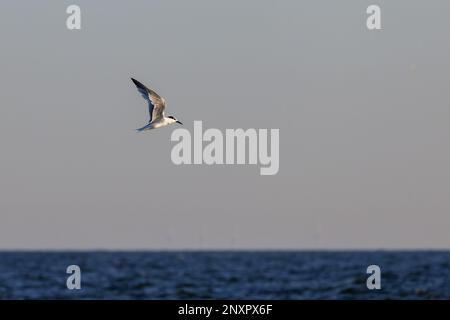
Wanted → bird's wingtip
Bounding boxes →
[131,78,142,88]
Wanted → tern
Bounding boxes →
[131,78,183,131]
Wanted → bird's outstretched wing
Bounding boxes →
[131,78,166,122]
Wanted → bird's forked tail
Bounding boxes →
[136,123,153,132]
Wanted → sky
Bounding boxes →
[0,0,450,249]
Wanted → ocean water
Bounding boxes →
[0,251,449,299]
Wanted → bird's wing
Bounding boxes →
[131,78,166,122]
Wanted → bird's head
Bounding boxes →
[168,115,183,125]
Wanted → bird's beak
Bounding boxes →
[176,121,183,125]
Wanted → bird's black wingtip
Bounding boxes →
[131,78,143,88]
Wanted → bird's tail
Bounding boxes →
[136,123,153,132]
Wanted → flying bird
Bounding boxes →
[131,78,182,131]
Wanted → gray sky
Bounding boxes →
[1,0,450,249]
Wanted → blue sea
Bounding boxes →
[0,251,449,299]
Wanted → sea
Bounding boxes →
[0,251,449,299]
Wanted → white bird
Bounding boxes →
[131,78,182,131]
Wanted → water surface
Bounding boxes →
[0,251,449,299]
